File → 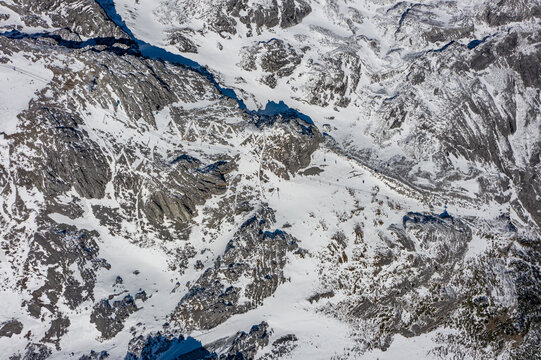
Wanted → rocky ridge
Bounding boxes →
[0,0,539,359]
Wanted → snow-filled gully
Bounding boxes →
[94,0,315,125]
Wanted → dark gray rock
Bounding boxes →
[79,350,109,360]
[304,50,362,107]
[260,118,322,179]
[279,0,311,28]
[1,0,128,39]
[260,334,298,359]
[363,28,541,228]
[20,343,51,360]
[167,30,198,53]
[141,157,232,229]
[171,207,300,330]
[480,0,541,26]
[41,316,70,350]
[226,0,311,33]
[216,322,270,359]
[0,319,24,337]
[0,0,539,358]
[90,294,139,340]
[125,322,269,360]
[239,39,302,89]
[325,212,471,350]
[20,226,108,319]
[36,107,111,199]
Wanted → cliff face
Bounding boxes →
[0,0,539,359]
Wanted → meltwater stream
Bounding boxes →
[96,0,314,125]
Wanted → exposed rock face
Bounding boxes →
[0,319,23,337]
[317,212,472,350]
[0,0,128,39]
[167,29,198,53]
[480,0,541,26]
[171,207,300,330]
[0,0,540,359]
[260,334,298,359]
[79,350,109,360]
[304,49,362,107]
[315,210,541,358]
[0,16,249,358]
[260,117,321,179]
[154,0,311,38]
[140,156,232,230]
[22,226,107,315]
[90,294,140,340]
[367,28,541,227]
[125,322,269,360]
[18,343,52,360]
[229,0,311,30]
[150,0,540,230]
[34,106,112,199]
[215,321,271,359]
[239,39,303,88]
[125,334,207,360]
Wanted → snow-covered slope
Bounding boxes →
[0,0,539,359]
[114,0,541,227]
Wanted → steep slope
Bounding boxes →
[114,0,541,227]
[0,1,539,359]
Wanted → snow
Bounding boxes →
[359,328,458,360]
[156,337,203,360]
[0,3,54,33]
[0,56,52,134]
[34,90,443,358]
[48,195,184,358]
[1,0,538,358]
